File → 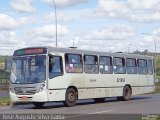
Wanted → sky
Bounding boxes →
[0,0,160,55]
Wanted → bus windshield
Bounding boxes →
[10,55,46,84]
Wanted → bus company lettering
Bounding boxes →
[117,78,125,82]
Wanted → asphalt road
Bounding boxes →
[0,94,160,119]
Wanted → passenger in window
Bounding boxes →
[52,63,61,72]
[49,57,62,78]
[66,65,74,73]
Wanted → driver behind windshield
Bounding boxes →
[30,58,46,83]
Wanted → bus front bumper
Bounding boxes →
[9,91,48,103]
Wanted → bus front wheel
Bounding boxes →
[117,85,132,101]
[63,88,77,107]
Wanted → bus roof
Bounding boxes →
[14,46,153,60]
[47,46,153,60]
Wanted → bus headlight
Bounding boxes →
[38,83,45,92]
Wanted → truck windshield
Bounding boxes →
[10,55,46,84]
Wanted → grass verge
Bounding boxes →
[153,75,160,94]
[154,82,160,93]
[157,76,160,81]
[0,96,10,106]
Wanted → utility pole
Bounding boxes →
[52,0,58,47]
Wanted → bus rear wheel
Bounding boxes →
[33,102,45,108]
[63,88,77,107]
[117,85,132,101]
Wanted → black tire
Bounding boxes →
[94,98,106,103]
[117,86,132,101]
[33,102,45,108]
[63,88,78,107]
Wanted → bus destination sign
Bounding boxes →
[14,48,47,56]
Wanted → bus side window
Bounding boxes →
[147,60,153,75]
[65,54,83,73]
[138,59,148,75]
[84,55,99,74]
[49,56,63,79]
[99,56,113,74]
[126,58,137,74]
[113,57,126,74]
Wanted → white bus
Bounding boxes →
[10,46,155,107]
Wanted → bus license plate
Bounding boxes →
[20,96,28,100]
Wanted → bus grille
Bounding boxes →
[14,87,37,95]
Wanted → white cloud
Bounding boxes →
[29,24,69,38]
[44,12,73,21]
[17,17,37,26]
[153,28,160,39]
[41,0,89,8]
[75,37,131,52]
[142,36,154,43]
[141,29,160,43]
[84,24,135,40]
[97,0,130,17]
[129,12,160,23]
[10,0,36,13]
[22,37,55,47]
[67,24,136,52]
[98,0,128,13]
[0,31,24,55]
[94,0,160,23]
[128,0,160,11]
[0,13,37,30]
[0,31,17,45]
[0,14,18,30]
[1,0,160,55]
